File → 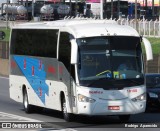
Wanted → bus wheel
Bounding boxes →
[62,98,73,122]
[119,115,130,122]
[23,89,33,113]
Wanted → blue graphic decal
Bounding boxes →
[106,72,112,78]
[14,56,49,104]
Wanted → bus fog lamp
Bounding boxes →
[78,94,95,103]
[131,93,146,102]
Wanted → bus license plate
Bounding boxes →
[108,106,120,110]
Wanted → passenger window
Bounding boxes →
[59,32,71,71]
[11,29,58,58]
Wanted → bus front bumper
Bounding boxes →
[77,99,146,115]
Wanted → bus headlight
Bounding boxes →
[131,93,146,102]
[78,94,96,103]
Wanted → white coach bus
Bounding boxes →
[9,19,153,122]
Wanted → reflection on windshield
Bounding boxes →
[79,50,111,80]
[77,36,144,89]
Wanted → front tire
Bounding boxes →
[23,89,33,113]
[62,97,73,122]
[119,115,130,122]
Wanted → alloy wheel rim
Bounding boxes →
[63,102,67,117]
[24,93,28,109]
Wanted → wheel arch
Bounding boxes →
[60,91,65,111]
[22,84,27,96]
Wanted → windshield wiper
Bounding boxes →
[127,79,142,85]
[87,77,112,87]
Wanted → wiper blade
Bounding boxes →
[98,77,111,80]
[87,77,111,87]
[128,79,141,85]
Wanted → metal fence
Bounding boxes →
[116,18,160,37]
[0,41,9,59]
[3,17,160,37]
[144,55,160,73]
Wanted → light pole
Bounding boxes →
[152,0,155,17]
[100,0,103,19]
[69,0,72,16]
[159,0,160,36]
[6,0,9,29]
[26,0,28,20]
[159,0,160,19]
[32,0,34,19]
[145,0,147,12]
[135,0,137,29]
[118,0,120,19]
[111,0,113,19]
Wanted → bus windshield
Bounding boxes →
[77,36,144,89]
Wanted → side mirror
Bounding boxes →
[142,37,153,61]
[0,31,5,40]
[71,39,78,64]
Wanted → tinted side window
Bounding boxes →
[59,32,71,71]
[58,32,75,80]
[10,29,58,58]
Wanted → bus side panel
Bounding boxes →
[42,61,76,112]
[9,75,25,103]
[10,55,26,103]
[10,55,61,108]
[45,80,67,111]
[10,55,76,113]
[57,62,77,113]
[9,75,45,107]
